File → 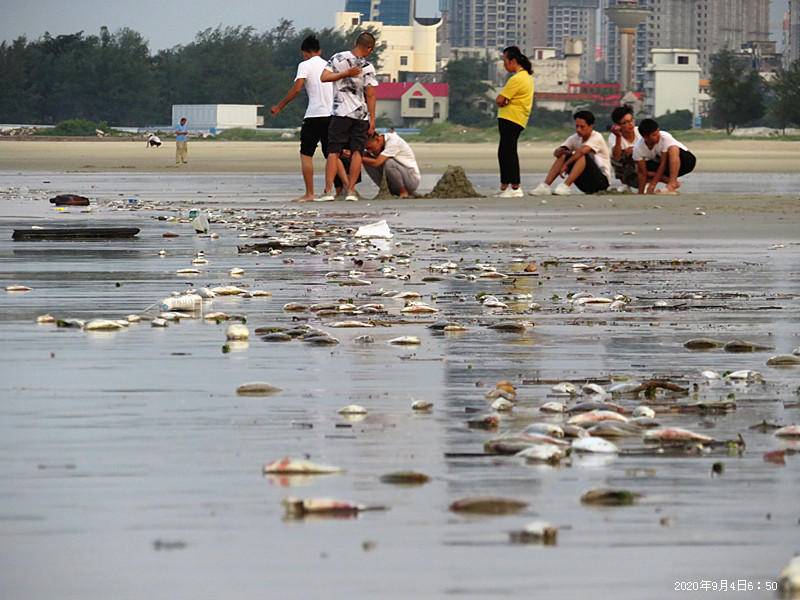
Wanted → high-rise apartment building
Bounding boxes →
[547,0,599,81]
[442,0,532,49]
[345,0,417,26]
[789,0,800,64]
[603,0,771,85]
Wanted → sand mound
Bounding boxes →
[372,173,394,200]
[424,165,483,199]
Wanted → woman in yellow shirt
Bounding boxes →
[495,46,534,198]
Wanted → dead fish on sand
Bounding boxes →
[379,471,430,485]
[515,444,566,464]
[723,339,773,353]
[587,421,642,438]
[581,488,641,506]
[338,404,367,415]
[225,324,249,340]
[540,401,567,413]
[509,521,558,545]
[282,497,387,518]
[568,410,628,427]
[83,319,125,331]
[236,382,281,396]
[401,302,438,314]
[263,458,342,475]
[774,425,800,438]
[766,354,800,367]
[684,338,724,350]
[551,382,578,396]
[644,428,714,443]
[6,284,32,292]
[411,400,433,411]
[571,437,619,454]
[449,497,528,515]
[388,336,421,345]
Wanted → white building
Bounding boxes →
[171,105,264,131]
[335,11,440,82]
[643,49,701,118]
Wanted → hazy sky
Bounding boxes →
[0,0,789,52]
[0,0,440,50]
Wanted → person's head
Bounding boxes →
[502,46,532,74]
[180,117,187,125]
[573,110,595,139]
[353,32,376,58]
[611,105,635,133]
[301,35,321,60]
[365,132,385,156]
[638,118,660,145]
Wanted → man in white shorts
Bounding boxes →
[530,110,611,196]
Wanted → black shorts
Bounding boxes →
[300,117,331,157]
[645,149,696,177]
[327,116,369,154]
[611,156,638,188]
[566,155,609,194]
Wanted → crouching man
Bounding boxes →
[633,118,696,195]
[361,131,421,198]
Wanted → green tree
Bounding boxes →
[709,49,765,134]
[443,58,493,127]
[654,109,693,131]
[768,60,800,132]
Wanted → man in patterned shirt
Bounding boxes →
[317,32,379,202]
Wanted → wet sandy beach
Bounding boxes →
[1,172,799,599]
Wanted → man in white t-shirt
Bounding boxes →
[317,32,379,202]
[362,131,421,198]
[633,118,696,194]
[271,35,347,202]
[608,105,641,190]
[530,110,611,196]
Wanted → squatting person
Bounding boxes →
[494,45,534,198]
[530,110,611,196]
[318,32,379,202]
[633,118,696,195]
[608,105,641,192]
[361,131,420,198]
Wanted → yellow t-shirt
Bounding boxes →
[498,70,534,128]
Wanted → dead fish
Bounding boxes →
[562,424,590,439]
[515,444,566,464]
[229,267,245,276]
[388,336,421,345]
[509,521,558,545]
[393,291,421,299]
[204,312,229,321]
[630,417,660,428]
[478,271,508,279]
[582,383,608,396]
[568,410,629,427]
[210,286,247,296]
[236,382,281,396]
[467,415,499,430]
[568,401,626,414]
[489,321,530,333]
[540,401,567,413]
[304,335,340,345]
[481,296,508,309]
[262,332,293,342]
[551,382,578,395]
[587,421,642,438]
[330,321,374,328]
[684,338,724,350]
[84,319,124,331]
[283,302,308,312]
[608,381,642,394]
[580,488,641,506]
[571,437,619,454]
[485,388,516,401]
[176,268,201,275]
[725,369,763,383]
[644,428,714,443]
[338,404,367,415]
[632,406,656,419]
[701,370,721,380]
[5,284,32,292]
[379,471,430,485]
[225,324,249,341]
[263,457,341,475]
[449,497,528,515]
[723,339,773,353]
[443,324,469,332]
[523,423,564,438]
[401,302,438,314]
[151,318,168,328]
[36,314,56,324]
[282,497,385,518]
[766,354,800,367]
[774,425,800,438]
[353,335,375,344]
[574,296,613,306]
[411,400,433,411]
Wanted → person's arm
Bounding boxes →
[321,66,361,82]
[636,160,648,194]
[610,131,623,161]
[365,85,376,136]
[649,153,668,193]
[271,79,305,115]
[362,153,389,168]
[496,94,510,107]
[562,144,593,173]
[554,146,571,158]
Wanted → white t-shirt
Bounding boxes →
[607,130,641,152]
[295,56,333,119]
[632,131,689,162]
[324,51,379,121]
[381,132,419,177]
[562,130,612,179]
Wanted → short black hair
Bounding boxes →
[356,32,376,49]
[301,35,320,53]
[638,118,659,137]
[573,110,595,125]
[611,105,633,124]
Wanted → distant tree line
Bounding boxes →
[0,21,382,127]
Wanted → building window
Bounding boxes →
[409,98,426,109]
[677,55,689,64]
[400,56,408,66]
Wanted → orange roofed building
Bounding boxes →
[374,82,449,128]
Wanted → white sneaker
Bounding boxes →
[344,193,359,202]
[553,182,571,196]
[496,187,524,198]
[314,191,335,202]
[529,182,552,196]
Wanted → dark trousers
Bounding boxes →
[497,118,524,185]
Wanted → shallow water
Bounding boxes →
[1,174,799,599]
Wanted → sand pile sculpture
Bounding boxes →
[424,165,483,199]
[372,173,394,200]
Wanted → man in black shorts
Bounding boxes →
[633,118,696,195]
[318,32,379,202]
[530,110,611,196]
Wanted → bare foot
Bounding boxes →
[667,179,681,192]
[292,194,315,203]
